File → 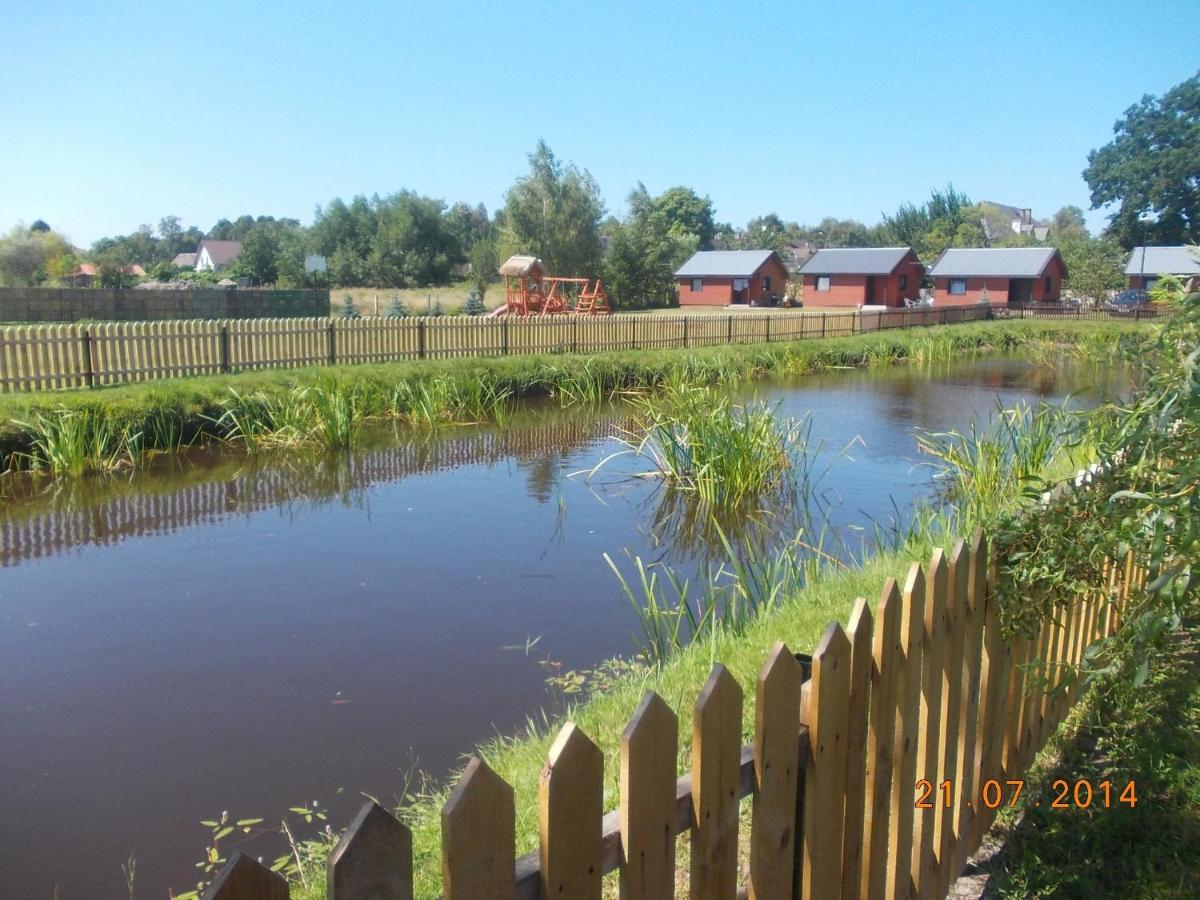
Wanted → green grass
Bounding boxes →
[0,320,1149,475]
[990,617,1200,899]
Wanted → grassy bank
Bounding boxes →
[990,616,1200,898]
[0,320,1149,474]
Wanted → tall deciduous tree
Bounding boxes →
[1084,72,1200,248]
[501,141,604,276]
[603,184,698,309]
[651,187,716,248]
[0,225,77,286]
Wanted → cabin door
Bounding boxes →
[864,276,876,304]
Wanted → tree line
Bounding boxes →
[2,70,1195,306]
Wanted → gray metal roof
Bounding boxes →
[1124,246,1200,276]
[797,247,914,275]
[928,247,1060,278]
[675,250,777,278]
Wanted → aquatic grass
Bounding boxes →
[916,399,1095,530]
[301,382,364,449]
[606,524,833,665]
[615,385,799,508]
[214,383,366,450]
[391,375,516,426]
[9,408,134,476]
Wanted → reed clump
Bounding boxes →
[618,384,798,507]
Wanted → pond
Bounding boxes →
[0,356,1129,897]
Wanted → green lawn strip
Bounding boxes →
[0,320,1148,469]
[989,617,1200,899]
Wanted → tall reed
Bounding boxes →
[613,384,800,508]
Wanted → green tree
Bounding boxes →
[500,141,604,276]
[1050,205,1089,241]
[603,184,698,309]
[0,225,77,286]
[369,191,459,286]
[741,213,789,252]
[0,225,51,285]
[29,219,50,233]
[652,187,716,248]
[468,236,498,306]
[799,216,877,248]
[231,224,283,284]
[1057,235,1125,305]
[462,288,486,315]
[94,245,138,288]
[1084,72,1200,248]
[444,202,491,259]
[881,183,973,252]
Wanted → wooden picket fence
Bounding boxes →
[200,532,1144,899]
[0,306,995,394]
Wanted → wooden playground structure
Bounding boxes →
[493,255,611,317]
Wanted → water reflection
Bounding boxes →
[0,409,625,568]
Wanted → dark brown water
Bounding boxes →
[0,357,1128,898]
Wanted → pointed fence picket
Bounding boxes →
[198,530,1146,900]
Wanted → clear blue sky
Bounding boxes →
[1,0,1195,247]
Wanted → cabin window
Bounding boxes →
[733,278,749,291]
[816,275,831,292]
[690,278,703,293]
[899,274,908,290]
[949,278,967,296]
[762,276,772,291]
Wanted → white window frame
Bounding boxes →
[949,278,967,296]
[690,278,703,293]
[815,275,831,292]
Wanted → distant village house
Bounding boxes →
[928,247,1066,306]
[194,239,243,272]
[61,263,146,287]
[675,250,790,306]
[798,247,924,308]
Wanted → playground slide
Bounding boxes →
[485,305,506,318]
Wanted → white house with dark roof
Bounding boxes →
[928,247,1067,306]
[675,250,790,306]
[797,247,924,308]
[194,239,243,272]
[1125,246,1200,290]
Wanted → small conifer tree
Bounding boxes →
[463,288,486,316]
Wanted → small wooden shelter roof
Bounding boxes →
[499,255,544,276]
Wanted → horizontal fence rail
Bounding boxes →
[198,531,1145,900]
[1004,303,1170,321]
[0,307,1002,394]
